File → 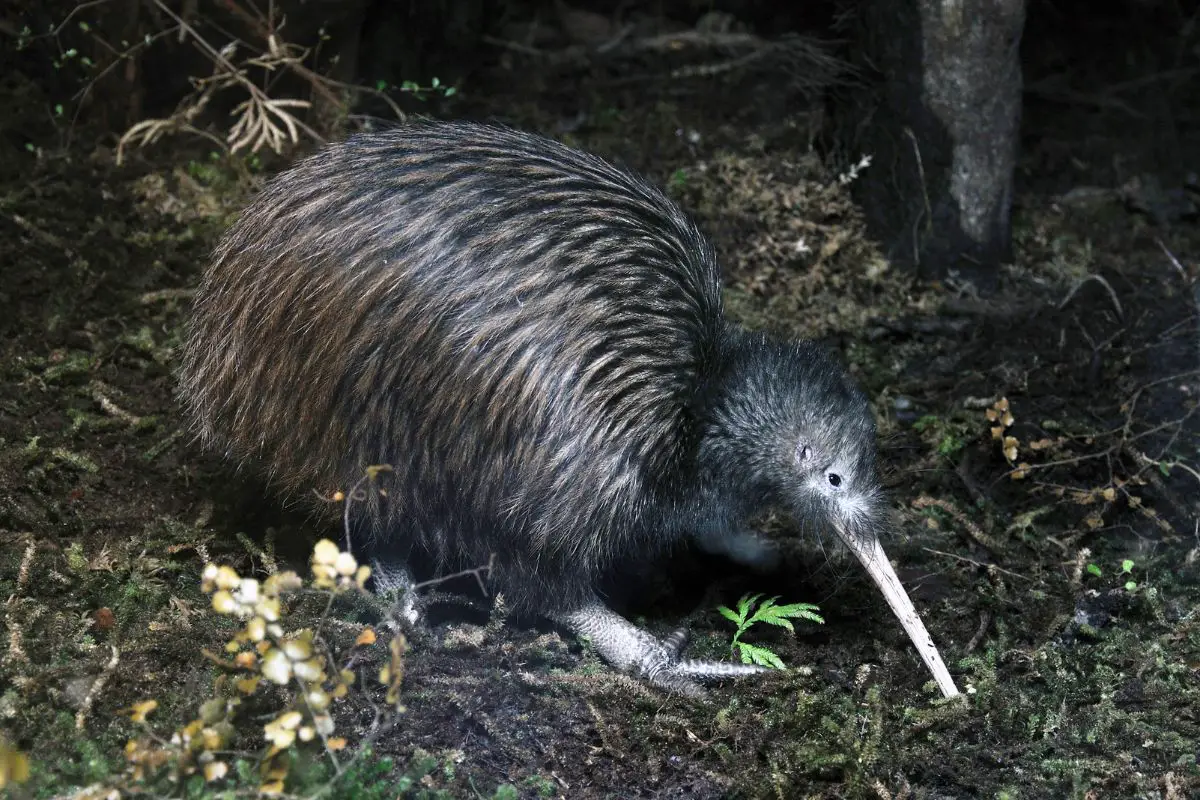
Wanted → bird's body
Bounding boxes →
[180,120,960,698]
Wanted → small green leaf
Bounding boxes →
[912,414,939,432]
[716,606,741,625]
[444,86,458,97]
[738,642,787,670]
[753,595,779,615]
[1086,563,1102,578]
[1124,580,1137,592]
[737,593,760,619]
[753,615,795,632]
[771,602,825,625]
[1120,559,1134,574]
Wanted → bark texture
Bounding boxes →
[849,0,1026,287]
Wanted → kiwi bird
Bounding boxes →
[179,119,960,698]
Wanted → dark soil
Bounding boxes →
[2,5,1199,799]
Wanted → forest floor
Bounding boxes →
[2,12,1200,800]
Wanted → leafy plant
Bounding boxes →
[912,413,970,458]
[1087,558,1139,592]
[1119,558,1137,591]
[717,593,824,670]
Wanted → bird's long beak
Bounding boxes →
[831,519,961,698]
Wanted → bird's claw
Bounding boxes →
[559,603,769,698]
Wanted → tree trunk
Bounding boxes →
[847,0,1026,289]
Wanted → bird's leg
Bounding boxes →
[691,523,780,572]
[554,599,767,697]
[369,557,422,628]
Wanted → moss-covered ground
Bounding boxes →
[2,11,1199,799]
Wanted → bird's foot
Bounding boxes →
[370,558,423,630]
[556,601,768,697]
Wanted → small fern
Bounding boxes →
[717,593,824,670]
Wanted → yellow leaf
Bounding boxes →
[259,780,286,796]
[181,719,204,740]
[261,648,292,685]
[311,563,337,588]
[334,551,358,577]
[355,628,377,647]
[281,632,313,661]
[990,425,1004,440]
[1084,515,1104,530]
[312,539,339,566]
[213,565,241,590]
[211,590,239,615]
[255,598,281,623]
[293,657,325,683]
[201,562,219,591]
[198,698,227,724]
[327,737,347,751]
[1011,463,1032,480]
[264,732,295,755]
[200,727,224,751]
[126,699,159,723]
[204,761,228,782]
[263,571,302,595]
[1102,487,1116,502]
[383,634,407,707]
[236,676,261,695]
[0,741,31,788]
[307,688,331,712]
[274,711,303,730]
[365,464,394,480]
